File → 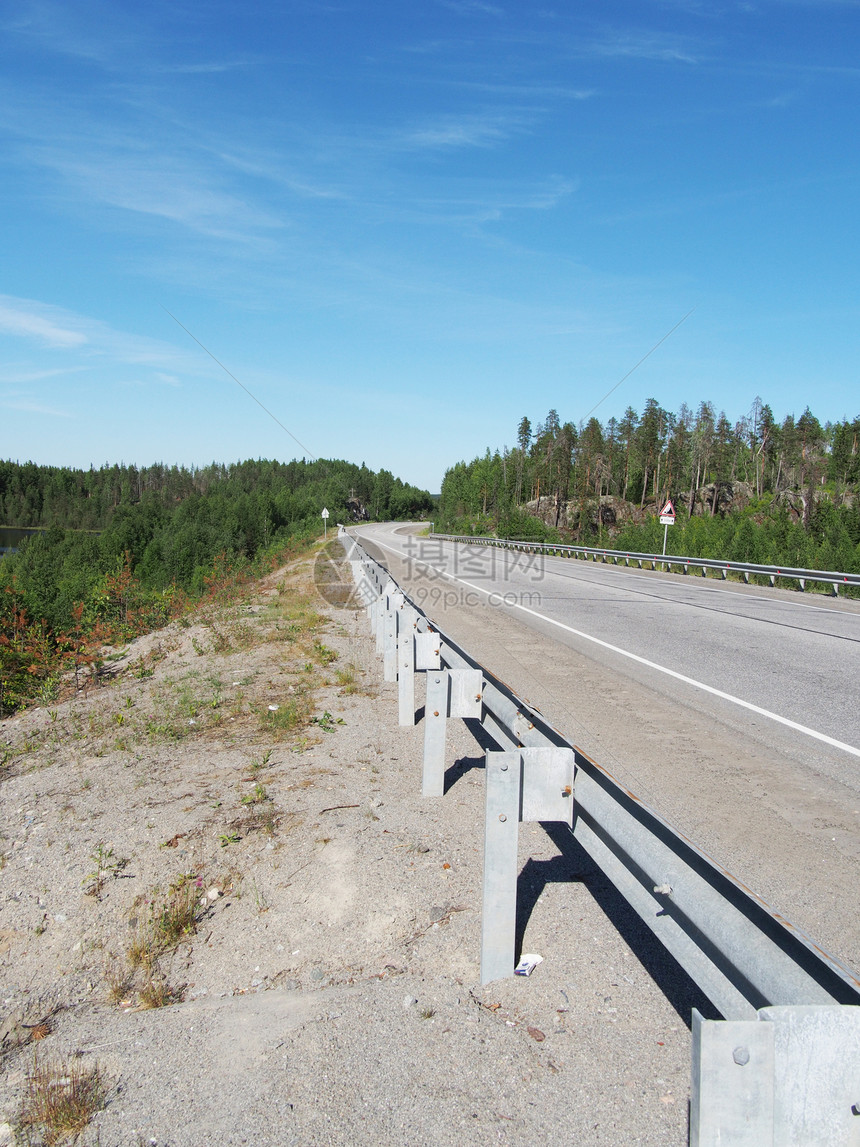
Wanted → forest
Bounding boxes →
[0,456,433,713]
[435,398,860,574]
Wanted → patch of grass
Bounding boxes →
[143,674,226,742]
[103,955,134,1006]
[239,803,279,837]
[138,972,184,1010]
[128,873,206,967]
[19,1054,106,1146]
[263,696,312,738]
[334,662,362,694]
[208,614,259,654]
[312,640,338,665]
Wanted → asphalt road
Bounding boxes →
[351,522,860,973]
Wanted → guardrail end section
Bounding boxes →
[691,1005,860,1146]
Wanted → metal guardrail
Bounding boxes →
[431,532,860,595]
[341,526,860,1144]
[344,530,860,1014]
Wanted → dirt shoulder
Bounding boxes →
[1,544,691,1146]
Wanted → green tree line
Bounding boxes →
[0,456,433,712]
[436,398,860,572]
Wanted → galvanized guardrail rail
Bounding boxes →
[431,531,860,596]
[341,526,860,1145]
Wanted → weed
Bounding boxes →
[36,677,60,705]
[128,873,206,966]
[313,640,338,665]
[241,783,268,806]
[251,879,269,914]
[241,804,278,836]
[334,662,363,694]
[218,832,240,848]
[420,1006,436,1020]
[249,749,272,774]
[19,1054,106,1146]
[311,711,344,733]
[138,972,184,1010]
[83,842,129,899]
[103,956,134,1005]
[264,697,311,738]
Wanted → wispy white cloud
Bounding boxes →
[452,80,596,100]
[24,143,286,241]
[437,0,506,16]
[0,298,88,348]
[588,31,700,64]
[216,149,348,201]
[402,174,577,225]
[406,112,528,149]
[2,0,138,66]
[0,365,84,384]
[0,295,206,376]
[153,61,250,75]
[1,397,73,418]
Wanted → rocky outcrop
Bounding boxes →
[687,481,754,517]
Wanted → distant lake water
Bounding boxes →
[0,526,47,555]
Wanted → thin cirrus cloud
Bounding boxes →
[0,294,203,375]
[25,144,285,241]
[0,297,87,348]
[437,0,506,15]
[405,112,529,149]
[1,397,73,418]
[587,31,700,64]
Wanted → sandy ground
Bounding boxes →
[1,543,696,1146]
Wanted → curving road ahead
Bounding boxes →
[351,522,860,972]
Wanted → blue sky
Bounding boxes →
[1,0,858,493]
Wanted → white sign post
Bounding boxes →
[659,498,675,557]
[321,507,329,540]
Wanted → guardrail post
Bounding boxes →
[422,668,482,797]
[481,751,522,984]
[690,1009,773,1145]
[691,1004,860,1146]
[375,581,391,651]
[481,747,575,983]
[397,606,417,726]
[383,591,403,682]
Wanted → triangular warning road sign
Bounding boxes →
[660,499,675,517]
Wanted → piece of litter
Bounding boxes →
[514,954,543,977]
[268,705,280,712]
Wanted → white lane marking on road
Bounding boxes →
[362,532,860,761]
